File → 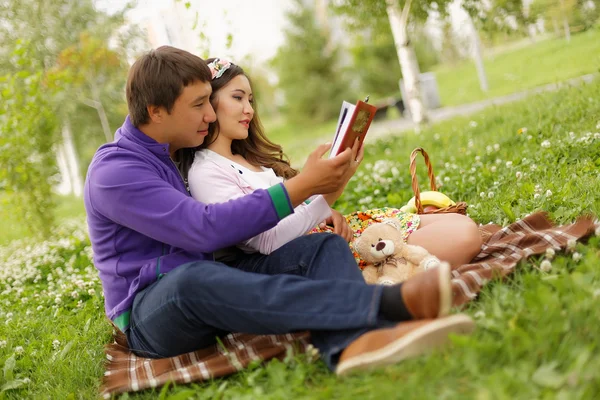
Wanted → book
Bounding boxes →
[329,98,377,159]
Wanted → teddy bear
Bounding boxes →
[353,218,444,285]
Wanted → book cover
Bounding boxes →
[329,99,377,158]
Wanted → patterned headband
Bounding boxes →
[207,58,233,80]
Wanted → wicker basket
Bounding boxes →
[409,147,468,215]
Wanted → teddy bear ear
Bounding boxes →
[381,218,401,231]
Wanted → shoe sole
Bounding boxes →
[437,262,452,318]
[335,314,475,376]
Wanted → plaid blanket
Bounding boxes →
[100,212,597,398]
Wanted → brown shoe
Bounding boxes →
[401,261,452,319]
[336,314,475,376]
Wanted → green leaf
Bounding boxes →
[3,355,15,381]
[57,340,74,361]
[1,379,26,392]
[166,389,197,400]
[532,362,566,389]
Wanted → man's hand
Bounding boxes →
[284,143,353,207]
[319,209,353,242]
[322,139,365,206]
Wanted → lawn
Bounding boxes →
[432,29,600,107]
[0,79,599,399]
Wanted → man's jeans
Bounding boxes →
[127,233,393,369]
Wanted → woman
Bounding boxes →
[183,58,482,268]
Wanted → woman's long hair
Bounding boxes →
[175,59,298,181]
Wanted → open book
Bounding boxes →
[329,98,377,158]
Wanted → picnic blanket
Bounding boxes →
[100,212,598,398]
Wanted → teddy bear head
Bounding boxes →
[354,219,405,264]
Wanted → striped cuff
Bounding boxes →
[267,183,294,220]
[113,310,131,332]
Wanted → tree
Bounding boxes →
[0,42,60,237]
[347,10,439,100]
[0,0,137,233]
[49,32,129,143]
[271,0,350,124]
[333,0,452,124]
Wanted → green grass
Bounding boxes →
[433,29,600,107]
[1,80,600,399]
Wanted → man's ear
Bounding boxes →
[147,105,165,124]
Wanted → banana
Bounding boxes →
[404,191,455,212]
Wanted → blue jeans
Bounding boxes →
[126,234,393,369]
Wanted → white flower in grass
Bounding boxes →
[0,340,6,348]
[572,252,582,262]
[491,166,497,173]
[469,121,478,128]
[444,177,450,182]
[541,140,551,148]
[486,145,493,153]
[596,122,600,130]
[540,260,552,272]
[6,312,12,319]
[52,339,61,350]
[534,193,541,200]
[488,192,495,198]
[480,192,486,198]
[434,133,440,140]
[595,226,600,237]
[530,164,537,171]
[468,140,474,148]
[516,171,522,179]
[23,378,31,384]
[36,305,43,311]
[475,156,481,162]
[545,248,556,259]
[546,190,552,197]
[474,310,486,319]
[567,239,577,251]
[494,143,500,151]
[26,310,32,316]
[54,297,62,305]
[505,161,513,168]
[594,289,600,298]
[88,288,96,296]
[15,346,24,355]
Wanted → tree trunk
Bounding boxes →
[81,94,113,143]
[552,17,560,36]
[559,0,571,42]
[92,84,113,142]
[562,17,571,42]
[61,120,83,197]
[468,17,489,93]
[385,0,428,124]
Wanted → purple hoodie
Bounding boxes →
[83,116,294,331]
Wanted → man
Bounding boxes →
[84,46,474,376]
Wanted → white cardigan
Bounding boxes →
[188,149,332,255]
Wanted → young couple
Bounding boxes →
[84,46,482,376]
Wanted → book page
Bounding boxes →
[329,101,355,158]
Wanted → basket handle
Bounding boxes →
[409,147,437,214]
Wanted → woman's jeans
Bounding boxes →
[126,233,393,369]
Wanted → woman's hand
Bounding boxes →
[319,209,353,242]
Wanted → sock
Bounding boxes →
[378,284,413,322]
